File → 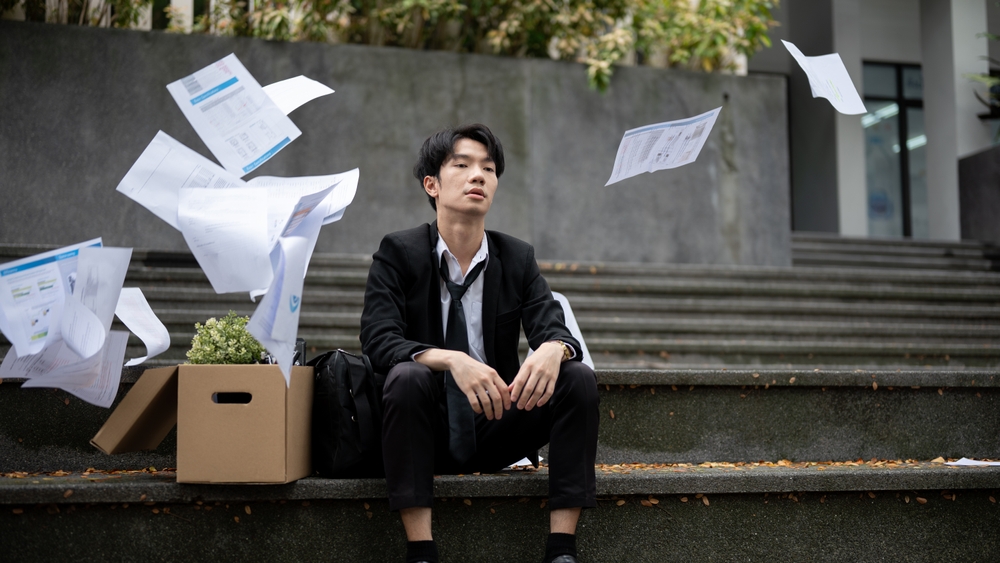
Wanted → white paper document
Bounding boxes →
[782,40,867,115]
[166,53,302,176]
[945,457,1000,466]
[263,76,335,115]
[65,246,132,341]
[0,238,103,357]
[178,187,274,294]
[115,288,171,366]
[16,331,129,408]
[248,168,360,226]
[247,236,310,384]
[116,131,245,229]
[605,107,722,186]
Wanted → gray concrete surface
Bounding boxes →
[0,20,790,266]
[2,468,998,562]
[4,373,998,472]
[960,144,1000,247]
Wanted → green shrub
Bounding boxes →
[186,311,265,365]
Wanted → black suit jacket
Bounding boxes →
[360,222,580,381]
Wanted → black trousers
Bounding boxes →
[381,361,599,511]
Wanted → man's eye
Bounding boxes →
[484,167,495,173]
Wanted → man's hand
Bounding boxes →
[415,349,511,420]
[509,341,563,411]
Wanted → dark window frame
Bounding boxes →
[863,61,923,237]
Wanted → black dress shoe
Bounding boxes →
[550,556,578,563]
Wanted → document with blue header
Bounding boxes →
[167,54,302,176]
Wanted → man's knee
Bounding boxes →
[383,362,436,406]
[555,361,598,405]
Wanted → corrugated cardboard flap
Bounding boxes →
[91,366,179,455]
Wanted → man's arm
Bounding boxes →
[360,234,437,374]
[510,245,581,410]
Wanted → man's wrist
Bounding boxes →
[547,340,572,362]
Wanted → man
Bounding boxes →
[360,124,599,563]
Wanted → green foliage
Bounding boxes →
[26,0,778,90]
[186,311,265,365]
[9,0,152,28]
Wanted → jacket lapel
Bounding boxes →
[482,231,501,367]
[427,222,445,346]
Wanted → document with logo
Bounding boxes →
[177,187,273,294]
[115,288,171,367]
[606,107,721,186]
[16,331,129,408]
[782,40,867,115]
[262,75,335,115]
[116,131,245,229]
[167,54,302,176]
[0,238,102,357]
[247,235,310,384]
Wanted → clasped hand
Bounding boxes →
[418,343,564,420]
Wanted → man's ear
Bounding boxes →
[423,175,439,199]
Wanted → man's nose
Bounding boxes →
[469,166,486,184]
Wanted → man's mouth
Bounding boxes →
[467,188,486,199]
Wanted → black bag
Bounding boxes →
[308,349,386,478]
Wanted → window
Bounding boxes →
[862,63,927,238]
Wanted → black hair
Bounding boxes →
[413,123,505,210]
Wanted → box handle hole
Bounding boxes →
[213,392,252,404]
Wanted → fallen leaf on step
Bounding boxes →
[702,496,710,506]
[463,499,472,506]
[616,500,625,506]
[916,497,927,504]
[872,382,878,390]
[931,457,945,463]
[63,490,73,498]
[640,500,652,507]
[609,410,615,419]
[680,497,688,502]
[244,506,251,515]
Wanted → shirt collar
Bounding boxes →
[436,230,489,282]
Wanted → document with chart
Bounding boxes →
[606,107,722,186]
[167,54,302,176]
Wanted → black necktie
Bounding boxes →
[440,254,486,464]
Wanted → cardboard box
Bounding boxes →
[92,364,313,484]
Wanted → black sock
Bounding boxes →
[406,540,439,563]
[544,533,576,562]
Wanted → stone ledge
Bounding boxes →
[2,463,997,506]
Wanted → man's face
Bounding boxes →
[424,138,498,218]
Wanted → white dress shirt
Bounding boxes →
[414,230,575,364]
[435,232,490,364]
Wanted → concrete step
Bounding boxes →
[1,464,997,562]
[790,232,1000,271]
[3,367,995,473]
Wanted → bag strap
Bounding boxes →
[341,350,380,453]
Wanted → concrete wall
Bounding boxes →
[0,21,791,266]
[861,0,923,64]
[959,144,1000,245]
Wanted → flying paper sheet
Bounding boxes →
[782,40,867,115]
[248,168,360,227]
[247,235,311,384]
[0,238,102,357]
[605,107,722,186]
[177,186,273,294]
[16,331,129,408]
[262,76,335,115]
[116,131,245,229]
[115,288,171,367]
[166,53,302,176]
[59,246,132,360]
